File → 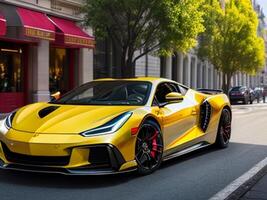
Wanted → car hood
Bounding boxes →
[12,103,138,134]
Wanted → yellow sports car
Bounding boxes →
[0,77,231,175]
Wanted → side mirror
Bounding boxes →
[165,92,183,103]
[50,91,61,101]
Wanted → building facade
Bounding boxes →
[249,0,267,88]
[0,0,94,113]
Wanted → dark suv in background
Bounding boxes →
[229,86,250,104]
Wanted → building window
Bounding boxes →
[0,46,24,92]
[51,0,62,11]
[49,48,71,94]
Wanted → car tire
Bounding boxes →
[135,120,163,175]
[215,109,231,148]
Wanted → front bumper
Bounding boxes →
[0,128,138,175]
[0,142,137,175]
[229,96,246,101]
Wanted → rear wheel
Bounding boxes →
[215,109,231,148]
[135,120,163,175]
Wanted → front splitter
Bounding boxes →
[0,160,136,176]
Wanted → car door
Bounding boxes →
[154,82,197,150]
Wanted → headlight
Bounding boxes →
[81,112,132,137]
[4,112,16,129]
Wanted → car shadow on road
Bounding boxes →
[160,145,220,169]
[0,142,266,189]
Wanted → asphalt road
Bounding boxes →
[1,104,267,200]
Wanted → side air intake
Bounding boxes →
[199,101,212,132]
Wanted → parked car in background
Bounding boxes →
[229,86,250,104]
[254,87,263,103]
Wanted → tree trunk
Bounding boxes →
[120,48,135,78]
[221,72,232,93]
[121,59,135,78]
[222,72,232,94]
[222,73,227,93]
[226,73,232,94]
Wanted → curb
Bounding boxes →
[227,165,267,200]
[209,157,267,200]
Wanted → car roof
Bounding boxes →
[232,86,245,88]
[231,86,247,89]
[93,77,190,90]
[94,77,175,84]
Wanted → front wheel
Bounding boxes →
[135,120,163,175]
[215,109,231,148]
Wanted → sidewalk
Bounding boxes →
[239,168,267,200]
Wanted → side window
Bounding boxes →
[155,83,171,104]
[178,84,189,96]
[154,82,177,104]
[168,83,181,93]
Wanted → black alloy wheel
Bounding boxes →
[135,120,163,175]
[216,109,232,148]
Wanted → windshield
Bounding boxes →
[230,86,243,91]
[52,81,152,106]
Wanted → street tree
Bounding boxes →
[83,0,204,77]
[198,0,265,92]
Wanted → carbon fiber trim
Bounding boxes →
[199,101,212,132]
[0,159,136,176]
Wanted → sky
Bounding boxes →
[257,0,267,23]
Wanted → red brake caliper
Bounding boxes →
[150,130,158,158]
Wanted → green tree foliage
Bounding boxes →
[198,0,265,91]
[83,0,204,77]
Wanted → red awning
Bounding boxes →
[0,13,6,36]
[16,7,55,41]
[49,16,95,48]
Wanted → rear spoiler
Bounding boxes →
[196,89,224,95]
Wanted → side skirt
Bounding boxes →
[162,142,211,162]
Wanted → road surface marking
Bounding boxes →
[209,156,267,200]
